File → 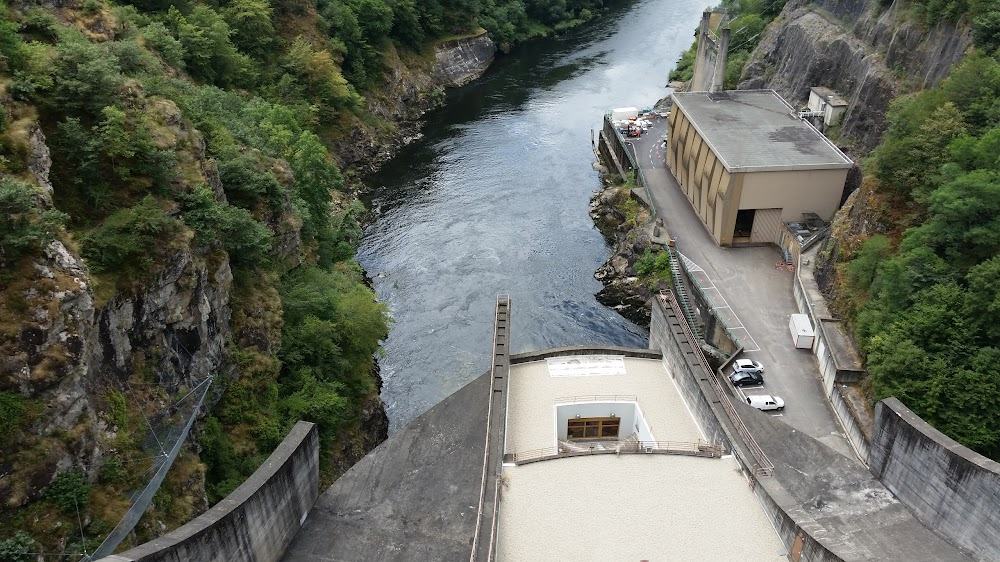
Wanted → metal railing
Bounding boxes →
[470,295,510,562]
[512,439,723,464]
[553,394,637,404]
[602,113,657,225]
[660,290,774,477]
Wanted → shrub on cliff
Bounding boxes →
[82,195,182,281]
[0,178,68,267]
[44,471,91,514]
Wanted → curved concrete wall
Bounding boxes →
[869,399,1000,561]
[100,421,319,562]
[511,345,661,364]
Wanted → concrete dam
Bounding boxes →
[99,292,997,562]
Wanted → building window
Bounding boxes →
[567,417,620,440]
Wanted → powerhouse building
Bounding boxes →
[666,90,853,246]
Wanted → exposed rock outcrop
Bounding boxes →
[739,0,970,154]
[432,32,496,88]
[93,246,232,389]
[335,34,497,173]
[590,183,658,325]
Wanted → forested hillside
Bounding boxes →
[0,0,616,557]
[833,50,1000,460]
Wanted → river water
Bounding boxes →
[356,0,707,431]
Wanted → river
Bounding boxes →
[356,0,708,431]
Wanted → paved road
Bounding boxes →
[627,118,858,461]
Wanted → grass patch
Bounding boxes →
[635,249,673,290]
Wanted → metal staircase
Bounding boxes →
[667,247,704,339]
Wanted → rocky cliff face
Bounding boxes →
[739,0,970,154]
[0,115,236,510]
[334,35,497,173]
[433,33,496,88]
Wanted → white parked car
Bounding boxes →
[732,358,764,375]
[746,395,784,411]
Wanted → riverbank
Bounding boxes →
[590,171,670,326]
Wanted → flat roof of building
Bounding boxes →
[499,355,785,560]
[671,90,853,172]
[497,455,787,561]
[810,86,849,107]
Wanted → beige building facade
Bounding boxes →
[666,90,853,246]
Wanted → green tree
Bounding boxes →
[223,0,278,58]
[285,37,362,113]
[179,185,273,266]
[98,106,138,180]
[870,101,967,202]
[905,169,1000,271]
[167,5,255,87]
[0,178,68,265]
[52,39,123,115]
[390,0,424,49]
[845,234,893,292]
[965,256,1000,340]
[140,22,186,69]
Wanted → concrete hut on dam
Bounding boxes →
[665,89,853,246]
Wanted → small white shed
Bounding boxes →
[789,314,815,349]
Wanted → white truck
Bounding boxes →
[788,313,815,349]
[746,395,784,411]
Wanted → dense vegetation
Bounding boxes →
[838,52,1000,459]
[0,0,622,556]
[668,0,786,88]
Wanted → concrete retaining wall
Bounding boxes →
[649,298,734,452]
[748,481,844,562]
[511,346,661,364]
[101,421,319,562]
[869,399,1000,561]
[793,252,870,462]
[829,385,870,462]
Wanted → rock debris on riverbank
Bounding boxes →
[590,175,663,326]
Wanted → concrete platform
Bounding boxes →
[735,398,974,561]
[506,357,704,453]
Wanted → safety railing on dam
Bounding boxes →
[470,295,511,562]
[660,290,774,477]
[553,394,637,404]
[512,439,723,464]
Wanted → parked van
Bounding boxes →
[746,395,784,411]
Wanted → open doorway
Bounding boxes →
[734,209,755,240]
